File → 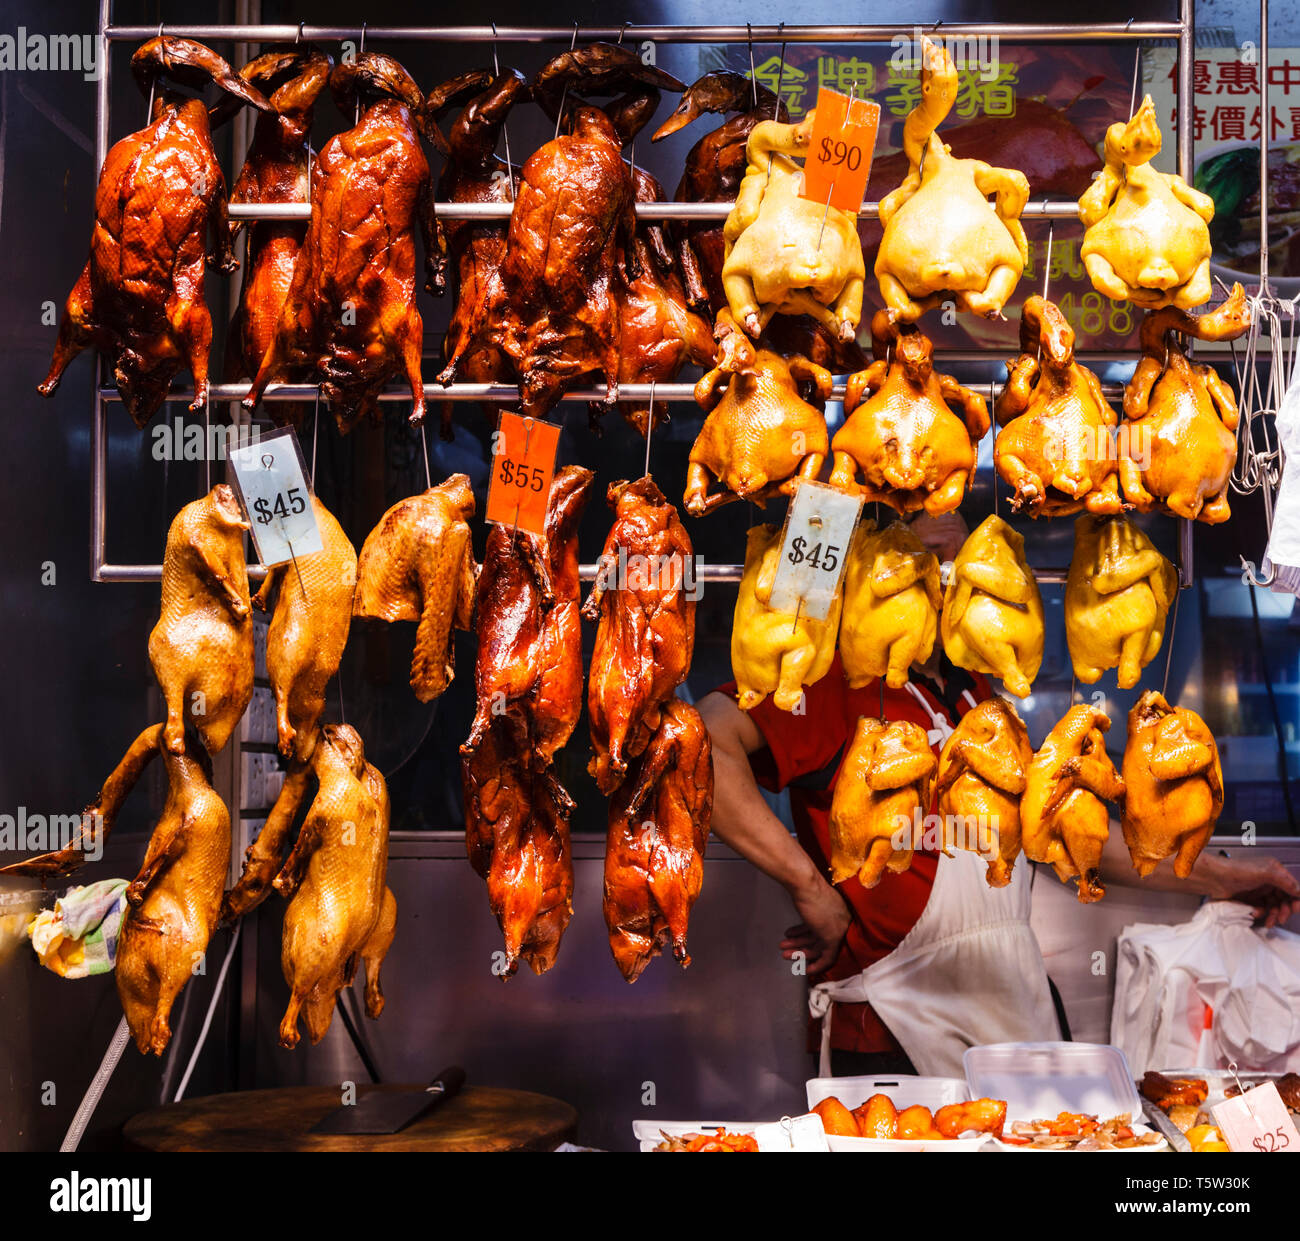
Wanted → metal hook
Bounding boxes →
[1240,555,1277,588]
[618,22,627,45]
[747,24,758,107]
[296,21,305,44]
[644,380,656,478]
[147,23,164,120]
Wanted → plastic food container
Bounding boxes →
[804,1075,986,1152]
[632,1120,757,1152]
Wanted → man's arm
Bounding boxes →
[698,692,850,972]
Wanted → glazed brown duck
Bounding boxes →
[245,53,442,431]
[39,37,270,425]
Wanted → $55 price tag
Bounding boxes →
[768,480,863,621]
[486,411,561,536]
[227,427,322,567]
[1211,1081,1300,1153]
[800,86,881,214]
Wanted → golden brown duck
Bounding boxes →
[275,724,396,1048]
[1120,283,1251,523]
[1121,691,1223,879]
[1022,705,1125,904]
[353,473,478,702]
[1065,515,1176,689]
[149,485,253,755]
[994,296,1124,517]
[604,696,713,982]
[244,53,441,431]
[941,515,1044,698]
[584,477,696,793]
[1078,95,1214,309]
[39,37,270,425]
[830,312,990,515]
[839,519,941,689]
[829,718,936,888]
[875,38,1029,320]
[935,698,1032,887]
[731,523,843,712]
[221,762,312,923]
[253,494,356,762]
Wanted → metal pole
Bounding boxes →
[90,0,112,583]
[1259,0,1270,293]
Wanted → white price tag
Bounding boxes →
[228,427,322,567]
[767,481,863,620]
[754,1113,831,1152]
[1210,1081,1300,1153]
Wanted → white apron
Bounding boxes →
[809,683,1061,1077]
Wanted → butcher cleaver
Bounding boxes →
[310,1067,467,1135]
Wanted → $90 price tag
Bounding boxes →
[768,480,863,621]
[800,86,881,214]
[1211,1081,1300,1153]
[486,411,561,536]
[227,427,322,567]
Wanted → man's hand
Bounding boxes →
[1207,855,1300,928]
[781,876,851,974]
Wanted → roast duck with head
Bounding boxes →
[39,37,271,425]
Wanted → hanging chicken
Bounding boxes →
[1065,514,1177,689]
[839,519,942,689]
[829,718,936,888]
[604,697,713,982]
[38,37,270,426]
[585,477,696,793]
[941,515,1044,698]
[353,473,478,703]
[994,296,1124,517]
[829,312,991,514]
[1022,705,1125,904]
[1077,95,1214,310]
[244,53,441,431]
[1120,691,1223,878]
[1119,283,1251,523]
[934,698,1032,887]
[874,38,1029,321]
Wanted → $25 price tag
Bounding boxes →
[800,86,881,214]
[486,411,561,536]
[768,480,863,621]
[227,427,322,567]
[1211,1081,1300,1153]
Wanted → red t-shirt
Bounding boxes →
[719,655,990,1054]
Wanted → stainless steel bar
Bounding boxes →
[1177,0,1195,182]
[91,0,112,585]
[1259,0,1270,291]
[1178,517,1194,589]
[227,203,312,220]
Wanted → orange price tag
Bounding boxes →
[800,87,880,214]
[485,411,561,536]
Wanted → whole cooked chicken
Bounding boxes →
[353,473,477,702]
[149,485,253,755]
[1078,95,1214,309]
[935,698,1032,887]
[830,312,990,514]
[463,466,595,767]
[245,53,441,431]
[829,718,935,888]
[875,38,1029,320]
[941,515,1044,698]
[1121,691,1223,878]
[839,519,941,689]
[1065,514,1176,689]
[1120,283,1251,523]
[1022,705,1125,904]
[253,494,356,761]
[994,296,1124,517]
[39,37,270,425]
[604,696,713,981]
[732,523,843,712]
[585,477,696,793]
[275,724,396,1048]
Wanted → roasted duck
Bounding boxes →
[839,519,941,689]
[254,494,356,762]
[829,718,935,888]
[1065,515,1176,689]
[149,485,253,755]
[830,312,990,515]
[245,53,441,431]
[941,515,1044,698]
[604,696,713,981]
[585,477,696,793]
[275,724,396,1048]
[39,37,270,425]
[221,761,312,923]
[1022,705,1124,904]
[732,523,842,712]
[935,698,1033,887]
[1078,95,1214,310]
[875,38,1029,320]
[1121,691,1223,878]
[1120,283,1251,523]
[353,473,478,702]
[994,296,1124,517]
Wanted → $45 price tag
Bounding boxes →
[486,411,561,536]
[768,480,863,621]
[1211,1081,1300,1153]
[800,86,881,214]
[227,427,322,567]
